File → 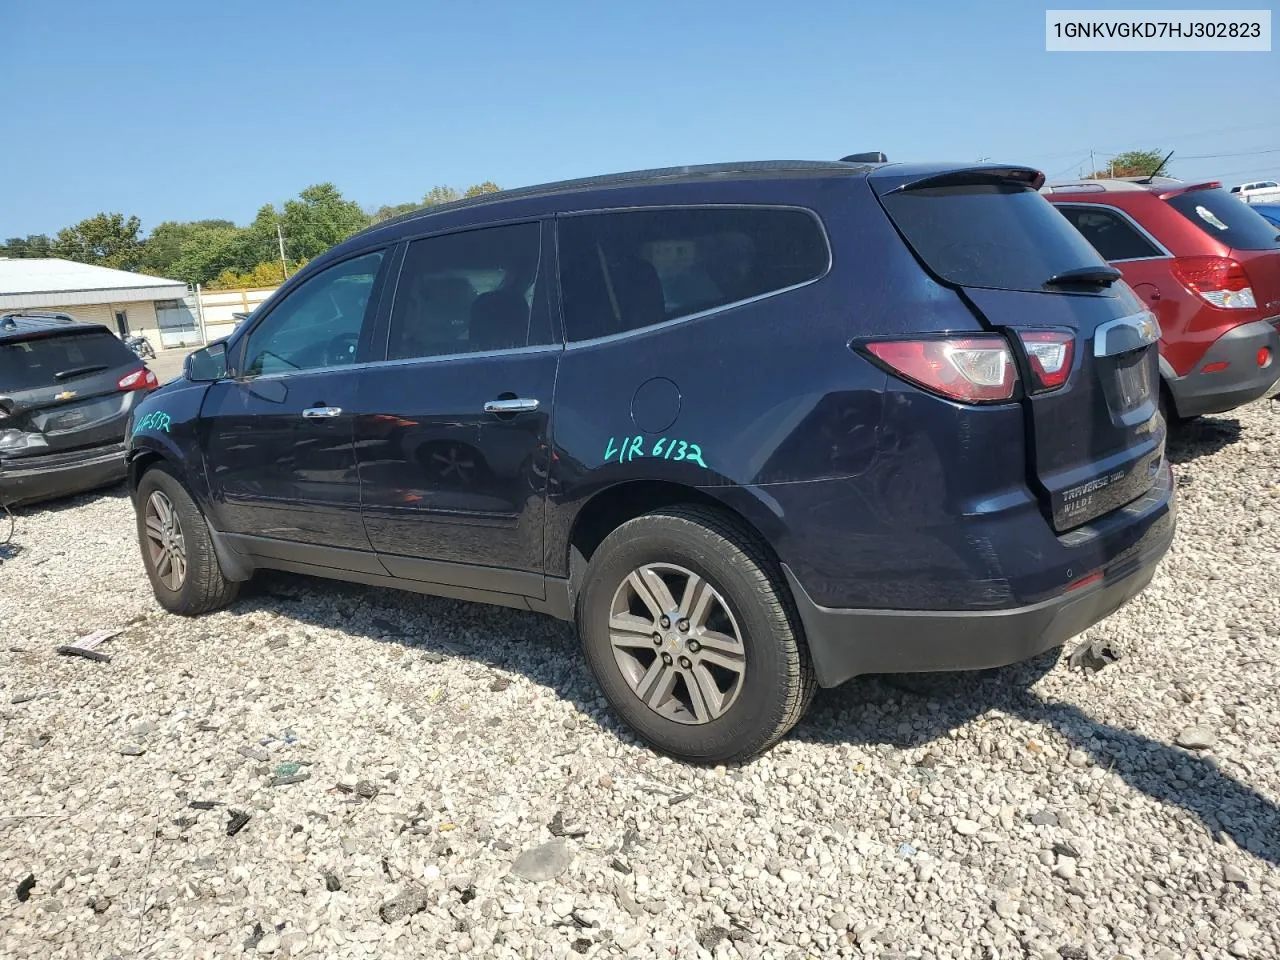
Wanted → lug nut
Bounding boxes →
[659,616,671,629]
[677,619,690,632]
[653,633,663,646]
[687,640,701,653]
[661,652,674,666]
[678,656,692,670]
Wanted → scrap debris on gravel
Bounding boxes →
[2,400,1278,960]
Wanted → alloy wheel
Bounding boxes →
[143,490,187,591]
[607,563,747,725]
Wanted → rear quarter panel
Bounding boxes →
[542,176,986,580]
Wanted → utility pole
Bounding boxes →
[1090,150,1096,177]
[276,223,290,280]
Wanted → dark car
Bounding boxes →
[125,159,1175,763]
[1,312,158,507]
[1043,178,1280,421]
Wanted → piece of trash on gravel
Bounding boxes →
[510,839,572,882]
[379,887,429,923]
[324,872,342,892]
[16,874,36,902]
[56,627,123,663]
[269,771,311,787]
[226,810,251,836]
[237,745,269,762]
[274,761,302,778]
[1068,639,1121,673]
[189,800,223,810]
[355,780,379,799]
[548,811,588,838]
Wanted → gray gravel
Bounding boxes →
[2,399,1279,959]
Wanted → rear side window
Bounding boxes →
[881,183,1109,292]
[558,207,828,342]
[1056,206,1163,261]
[387,222,547,360]
[0,330,137,392]
[1165,188,1280,251]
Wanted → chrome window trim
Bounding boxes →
[235,343,563,383]
[554,203,832,348]
[1052,201,1173,261]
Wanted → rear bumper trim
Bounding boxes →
[0,443,127,506]
[1166,318,1280,418]
[783,506,1175,688]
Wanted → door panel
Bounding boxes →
[201,369,369,550]
[201,249,388,553]
[356,350,559,581]
[354,219,558,590]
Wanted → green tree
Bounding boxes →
[1,234,54,258]
[368,201,420,224]
[278,183,371,262]
[1090,149,1170,179]
[422,185,462,207]
[140,225,238,284]
[53,213,144,271]
[463,180,502,198]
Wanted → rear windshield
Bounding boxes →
[1165,188,1280,251]
[0,330,137,392]
[880,182,1109,292]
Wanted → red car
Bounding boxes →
[1043,177,1280,421]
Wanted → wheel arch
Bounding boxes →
[564,479,788,605]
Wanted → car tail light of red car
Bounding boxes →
[1171,256,1257,309]
[1016,330,1075,392]
[117,368,159,391]
[864,336,1018,403]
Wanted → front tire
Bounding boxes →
[577,506,815,764]
[135,466,238,615]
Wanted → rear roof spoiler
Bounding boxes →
[1156,180,1221,200]
[881,165,1045,194]
[840,151,888,163]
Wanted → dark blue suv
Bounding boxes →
[125,159,1175,763]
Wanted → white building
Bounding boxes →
[0,257,188,343]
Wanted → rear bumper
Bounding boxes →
[785,465,1176,688]
[1166,318,1280,418]
[0,443,128,507]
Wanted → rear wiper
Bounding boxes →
[54,364,108,380]
[1045,266,1123,289]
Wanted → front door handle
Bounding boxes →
[484,397,540,414]
[302,406,343,419]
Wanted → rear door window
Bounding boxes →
[1055,205,1164,261]
[1165,188,1280,251]
[0,330,137,392]
[557,207,829,341]
[880,183,1109,292]
[386,221,547,360]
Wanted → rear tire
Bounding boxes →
[135,466,238,616]
[577,505,815,764]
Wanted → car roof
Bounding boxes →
[0,311,109,343]
[349,159,881,243]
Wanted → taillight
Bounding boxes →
[864,336,1017,403]
[1171,256,1256,309]
[1017,330,1075,392]
[117,368,159,391]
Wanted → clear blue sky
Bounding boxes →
[2,0,1276,237]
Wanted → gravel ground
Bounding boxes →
[2,399,1278,960]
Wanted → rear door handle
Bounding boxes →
[484,398,539,414]
[302,406,343,419]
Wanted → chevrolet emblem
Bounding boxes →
[54,390,77,401]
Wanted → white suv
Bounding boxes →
[1230,180,1280,204]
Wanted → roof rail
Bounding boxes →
[0,310,78,323]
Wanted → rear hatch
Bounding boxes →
[1162,184,1280,322]
[872,165,1165,531]
[0,327,153,460]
